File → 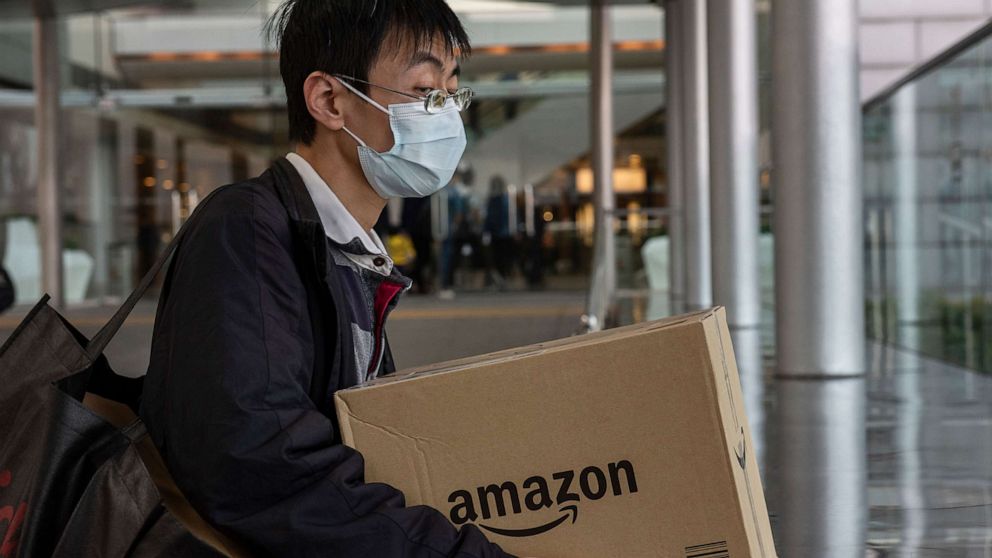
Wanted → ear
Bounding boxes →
[303,71,346,132]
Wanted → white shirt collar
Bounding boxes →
[285,153,393,276]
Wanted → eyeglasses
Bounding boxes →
[334,74,474,114]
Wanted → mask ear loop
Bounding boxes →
[334,76,390,148]
[340,126,367,147]
[335,77,390,114]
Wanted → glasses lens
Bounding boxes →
[453,88,474,111]
[425,90,447,114]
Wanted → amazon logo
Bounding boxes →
[447,460,638,537]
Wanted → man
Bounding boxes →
[140,1,514,555]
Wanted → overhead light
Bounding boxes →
[616,40,664,52]
[472,41,664,57]
[576,167,647,195]
[148,52,178,61]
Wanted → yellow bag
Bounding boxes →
[386,232,417,267]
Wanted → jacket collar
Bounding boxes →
[270,157,331,286]
[284,153,386,256]
[281,154,393,276]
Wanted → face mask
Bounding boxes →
[338,79,467,199]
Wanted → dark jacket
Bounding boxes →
[140,159,512,557]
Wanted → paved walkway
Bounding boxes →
[0,290,586,376]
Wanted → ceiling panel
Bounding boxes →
[0,0,656,19]
[0,0,189,17]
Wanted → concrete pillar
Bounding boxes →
[681,0,712,310]
[772,0,865,377]
[586,0,616,331]
[664,0,685,313]
[708,0,761,328]
[33,13,64,308]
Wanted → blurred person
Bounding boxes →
[400,195,434,293]
[139,1,515,556]
[522,203,547,289]
[0,223,13,313]
[483,175,516,290]
[0,267,12,313]
[439,164,473,299]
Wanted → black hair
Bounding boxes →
[267,0,472,145]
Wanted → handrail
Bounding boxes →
[863,17,992,112]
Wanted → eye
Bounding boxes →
[415,86,434,94]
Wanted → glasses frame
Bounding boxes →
[333,74,473,114]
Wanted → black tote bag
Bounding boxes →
[0,189,233,557]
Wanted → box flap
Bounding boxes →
[340,307,721,394]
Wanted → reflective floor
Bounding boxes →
[619,291,992,556]
[738,330,992,557]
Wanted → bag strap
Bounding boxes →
[85,185,232,362]
[270,159,335,408]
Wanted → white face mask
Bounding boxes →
[338,79,467,199]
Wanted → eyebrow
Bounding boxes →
[408,51,461,77]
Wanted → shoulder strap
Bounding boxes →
[85,185,232,362]
[270,159,336,409]
[86,161,335,409]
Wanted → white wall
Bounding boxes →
[860,0,992,100]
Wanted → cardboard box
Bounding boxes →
[335,308,777,557]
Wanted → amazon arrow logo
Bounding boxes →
[447,460,638,537]
[479,504,578,538]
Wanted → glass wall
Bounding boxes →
[864,27,992,373]
[445,98,667,297]
[0,17,40,306]
[0,10,285,306]
[0,3,668,306]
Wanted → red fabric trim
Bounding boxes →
[367,280,405,379]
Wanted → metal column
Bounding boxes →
[586,0,616,331]
[892,87,921,350]
[34,13,64,308]
[664,0,685,313]
[681,0,712,310]
[708,0,761,328]
[776,378,867,555]
[772,0,865,377]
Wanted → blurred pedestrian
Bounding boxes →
[0,265,14,313]
[484,175,515,289]
[523,203,546,288]
[401,196,434,293]
[439,164,474,299]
